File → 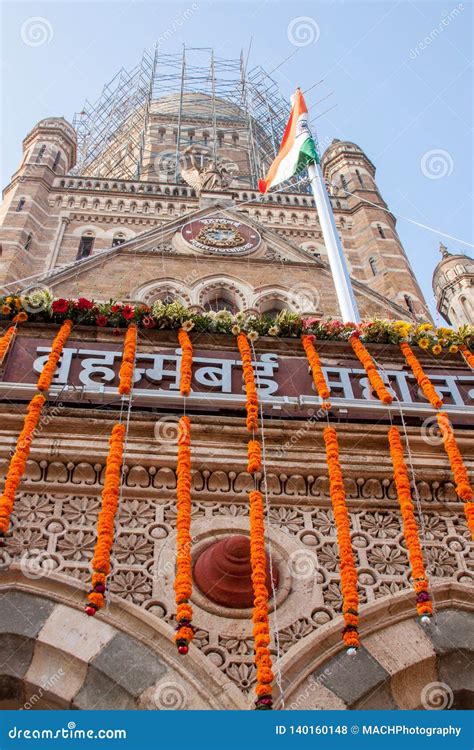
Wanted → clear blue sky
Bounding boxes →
[1,0,472,317]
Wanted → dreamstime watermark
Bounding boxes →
[409,4,464,59]
[19,285,53,315]
[287,668,333,710]
[287,549,319,580]
[10,403,64,457]
[154,680,187,709]
[276,407,327,459]
[420,415,444,446]
[287,16,320,47]
[22,669,65,710]
[20,549,57,580]
[154,4,199,51]
[288,282,321,314]
[154,415,183,445]
[421,149,454,180]
[20,17,53,47]
[421,681,454,710]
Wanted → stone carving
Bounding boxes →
[2,458,472,698]
[181,148,233,193]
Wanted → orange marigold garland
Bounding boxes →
[37,319,73,392]
[388,426,433,622]
[460,345,474,369]
[249,489,274,710]
[118,323,137,395]
[400,342,443,409]
[178,328,193,396]
[436,412,474,539]
[0,326,16,364]
[247,439,262,474]
[0,394,46,543]
[323,426,360,653]
[301,334,331,404]
[174,415,194,654]
[236,332,258,431]
[349,334,393,405]
[85,423,125,615]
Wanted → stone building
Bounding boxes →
[0,49,472,711]
[432,243,474,326]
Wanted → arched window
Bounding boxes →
[459,295,473,320]
[24,233,32,251]
[16,197,25,212]
[340,174,348,191]
[35,145,46,163]
[377,224,386,239]
[355,169,364,187]
[112,233,126,247]
[369,257,378,276]
[203,296,238,314]
[105,200,112,210]
[52,151,61,172]
[404,294,415,314]
[77,233,94,260]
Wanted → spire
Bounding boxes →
[439,242,450,258]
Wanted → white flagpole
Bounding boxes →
[308,161,361,323]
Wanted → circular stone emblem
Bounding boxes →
[181,218,261,255]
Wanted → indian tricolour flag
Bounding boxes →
[258,88,319,194]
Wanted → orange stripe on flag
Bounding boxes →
[259,88,308,193]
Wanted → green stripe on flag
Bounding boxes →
[294,137,319,175]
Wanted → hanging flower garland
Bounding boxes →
[236,332,259,432]
[249,489,274,710]
[174,415,194,654]
[460,345,474,370]
[178,328,193,397]
[37,319,73,392]
[0,394,46,543]
[400,342,443,409]
[436,412,474,539]
[85,423,125,615]
[0,326,17,364]
[118,323,137,396]
[247,439,262,474]
[323,426,360,653]
[388,426,433,622]
[301,334,331,407]
[0,321,74,544]
[349,334,393,405]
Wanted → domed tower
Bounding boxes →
[0,117,76,288]
[432,243,474,325]
[321,139,429,320]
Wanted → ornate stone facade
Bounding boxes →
[433,243,474,325]
[0,56,473,710]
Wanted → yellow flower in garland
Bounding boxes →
[418,338,430,350]
[1,305,10,315]
[449,344,459,354]
[14,298,22,310]
[432,344,442,355]
[417,323,433,333]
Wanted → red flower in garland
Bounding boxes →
[76,297,94,311]
[142,315,156,329]
[96,315,108,327]
[111,305,121,314]
[122,305,135,320]
[52,299,69,314]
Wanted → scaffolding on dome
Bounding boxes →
[71,46,311,191]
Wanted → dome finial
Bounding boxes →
[439,242,449,258]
